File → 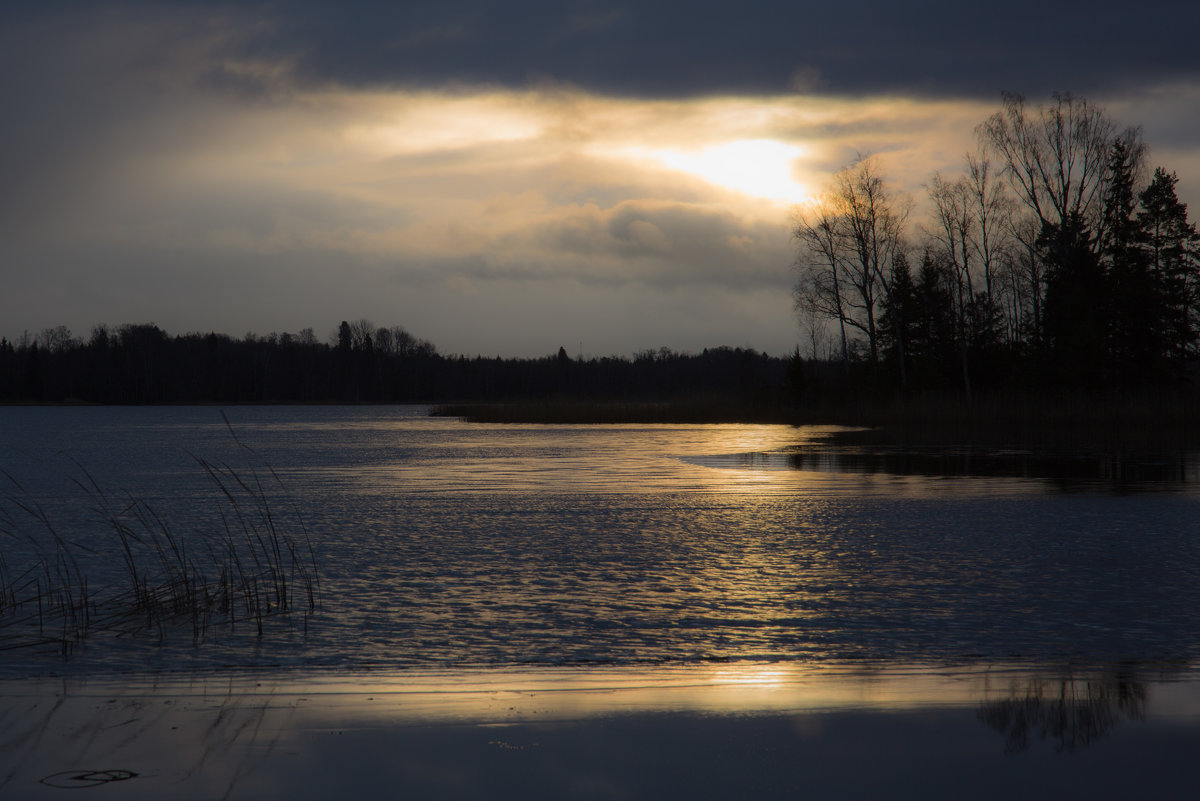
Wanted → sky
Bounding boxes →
[3,1,1200,358]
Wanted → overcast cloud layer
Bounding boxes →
[19,0,1199,98]
[3,2,1199,356]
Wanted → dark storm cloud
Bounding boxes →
[26,0,1194,98]
[0,5,259,226]
[13,0,1199,99]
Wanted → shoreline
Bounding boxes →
[431,394,1200,449]
[5,397,1200,449]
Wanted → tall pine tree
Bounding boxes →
[1104,141,1164,385]
[1138,168,1200,370]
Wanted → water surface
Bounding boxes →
[2,405,1199,677]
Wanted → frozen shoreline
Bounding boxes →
[3,663,1198,800]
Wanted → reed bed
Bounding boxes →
[0,441,319,658]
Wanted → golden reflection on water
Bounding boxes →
[2,661,1200,801]
[171,664,1200,718]
[4,663,1197,728]
[4,664,1200,799]
[327,420,1050,498]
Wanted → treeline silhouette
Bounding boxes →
[0,320,789,405]
[794,92,1200,400]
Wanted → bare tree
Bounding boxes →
[923,150,1020,396]
[926,173,977,398]
[792,155,910,370]
[980,93,1150,363]
[837,156,911,368]
[793,281,833,362]
[963,152,1016,310]
[388,325,428,357]
[793,201,851,364]
[374,326,395,355]
[38,325,77,353]
[348,319,376,351]
[927,173,975,297]
[1007,212,1047,342]
[979,92,1122,237]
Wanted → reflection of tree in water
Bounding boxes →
[978,672,1146,753]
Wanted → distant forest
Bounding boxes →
[0,320,791,406]
[793,92,1200,399]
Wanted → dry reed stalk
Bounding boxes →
[0,432,320,657]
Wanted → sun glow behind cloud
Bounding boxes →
[625,139,813,205]
[330,92,831,207]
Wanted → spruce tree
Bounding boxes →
[1104,142,1163,385]
[1138,168,1200,368]
[878,253,918,390]
[1039,214,1108,388]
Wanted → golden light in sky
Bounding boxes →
[343,94,544,155]
[331,91,840,210]
[628,139,813,205]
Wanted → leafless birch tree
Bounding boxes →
[792,155,909,370]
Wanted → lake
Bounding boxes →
[4,404,1199,675]
[2,405,1199,798]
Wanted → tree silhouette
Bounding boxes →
[791,91,1200,400]
[793,155,910,371]
[1138,168,1200,369]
